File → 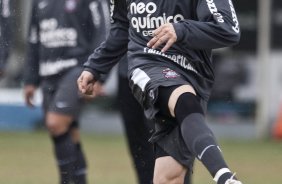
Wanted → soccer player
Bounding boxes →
[78,0,242,184]
[0,0,11,77]
[23,0,108,183]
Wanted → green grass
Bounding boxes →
[0,132,282,184]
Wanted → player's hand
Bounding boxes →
[81,81,106,100]
[147,23,177,53]
[77,71,96,98]
[93,81,106,97]
[24,85,37,107]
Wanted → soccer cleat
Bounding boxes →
[225,173,242,184]
[225,179,242,184]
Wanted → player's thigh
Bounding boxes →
[154,156,187,184]
[129,65,189,120]
[42,88,75,134]
[49,68,84,119]
[46,68,83,134]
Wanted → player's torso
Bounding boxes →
[126,0,200,74]
[35,0,88,49]
[125,0,214,101]
[34,0,97,76]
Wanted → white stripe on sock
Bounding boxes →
[213,168,231,182]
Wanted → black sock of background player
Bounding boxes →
[73,143,87,184]
[52,132,76,184]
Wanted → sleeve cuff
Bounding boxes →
[173,22,185,42]
[83,67,101,81]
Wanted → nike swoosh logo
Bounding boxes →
[56,102,69,109]
[197,145,216,160]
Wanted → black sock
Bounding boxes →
[52,132,76,184]
[73,143,87,184]
[174,93,234,184]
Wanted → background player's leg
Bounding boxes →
[70,125,87,184]
[45,68,87,184]
[46,112,76,184]
[118,74,155,184]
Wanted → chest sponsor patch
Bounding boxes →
[129,2,184,37]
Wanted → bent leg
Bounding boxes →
[158,85,240,184]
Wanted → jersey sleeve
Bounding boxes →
[86,0,109,51]
[173,0,240,50]
[23,0,40,86]
[83,0,129,81]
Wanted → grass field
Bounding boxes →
[0,131,282,184]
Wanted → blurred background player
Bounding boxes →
[117,55,155,184]
[0,0,11,77]
[23,0,108,183]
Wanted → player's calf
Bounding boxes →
[154,156,186,184]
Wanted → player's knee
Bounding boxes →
[46,112,73,136]
[168,85,196,117]
[46,121,68,136]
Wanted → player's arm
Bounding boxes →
[0,0,12,75]
[87,0,109,51]
[86,0,114,90]
[173,0,241,49]
[23,1,40,107]
[83,0,129,81]
[78,0,129,96]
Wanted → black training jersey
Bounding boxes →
[24,0,110,86]
[84,0,240,100]
[0,0,11,71]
